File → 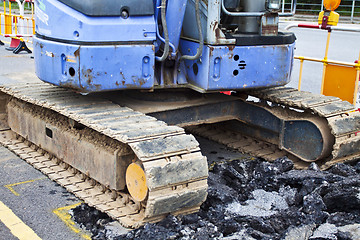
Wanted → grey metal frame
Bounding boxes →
[282,0,360,23]
[222,0,297,17]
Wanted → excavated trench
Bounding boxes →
[72,136,360,240]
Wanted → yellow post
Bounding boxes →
[31,0,34,17]
[31,1,35,35]
[298,57,305,91]
[0,16,1,36]
[32,18,35,35]
[4,0,12,34]
[354,52,360,106]
[14,16,18,35]
[321,31,332,94]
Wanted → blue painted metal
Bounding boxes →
[34,0,156,93]
[35,0,156,43]
[165,0,188,52]
[283,120,325,161]
[179,40,295,91]
[34,37,155,93]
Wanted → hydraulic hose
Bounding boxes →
[180,0,203,61]
[155,0,176,54]
[155,0,170,62]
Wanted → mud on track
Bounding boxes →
[72,137,360,240]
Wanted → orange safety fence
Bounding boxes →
[0,0,34,53]
[285,0,360,111]
[285,24,360,110]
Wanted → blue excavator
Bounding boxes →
[1,0,359,227]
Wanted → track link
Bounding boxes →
[1,82,358,227]
[187,87,360,170]
[0,82,208,228]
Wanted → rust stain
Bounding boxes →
[82,68,93,85]
[128,76,147,87]
[227,45,235,59]
[94,84,102,91]
[212,21,218,32]
[215,28,221,39]
[74,47,80,57]
[118,72,126,86]
[45,51,55,58]
[209,46,214,57]
[120,72,125,80]
[228,45,235,51]
[73,46,81,88]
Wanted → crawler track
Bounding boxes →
[0,82,208,228]
[187,87,360,170]
[0,83,359,228]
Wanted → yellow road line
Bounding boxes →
[0,200,41,240]
[4,178,45,196]
[53,203,91,240]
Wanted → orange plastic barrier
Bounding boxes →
[0,0,34,53]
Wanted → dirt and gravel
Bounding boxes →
[72,137,360,240]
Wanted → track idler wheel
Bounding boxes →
[126,162,148,202]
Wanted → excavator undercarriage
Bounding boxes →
[0,81,359,227]
[0,82,208,228]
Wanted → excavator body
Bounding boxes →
[33,0,295,93]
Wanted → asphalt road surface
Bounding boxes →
[0,147,91,240]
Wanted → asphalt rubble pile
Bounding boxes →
[72,156,360,240]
